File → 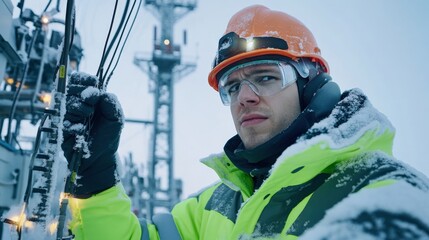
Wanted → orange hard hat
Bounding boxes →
[208,5,329,91]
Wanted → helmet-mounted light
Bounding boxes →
[246,39,254,51]
[213,32,289,69]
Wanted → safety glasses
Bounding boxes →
[218,59,297,106]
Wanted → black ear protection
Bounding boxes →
[299,72,341,120]
[302,72,332,107]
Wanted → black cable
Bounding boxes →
[103,0,138,88]
[69,9,76,53]
[6,28,41,144]
[17,0,25,18]
[99,0,132,89]
[102,0,131,67]
[12,129,25,155]
[96,0,119,80]
[55,0,60,13]
[57,0,74,93]
[56,0,77,238]
[42,0,52,14]
[103,0,135,79]
[105,0,142,88]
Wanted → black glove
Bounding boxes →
[62,72,124,198]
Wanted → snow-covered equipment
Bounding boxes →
[0,0,77,239]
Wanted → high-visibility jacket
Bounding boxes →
[69,89,429,239]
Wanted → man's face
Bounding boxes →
[228,64,301,149]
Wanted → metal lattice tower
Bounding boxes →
[133,0,196,217]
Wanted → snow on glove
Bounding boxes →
[62,72,124,198]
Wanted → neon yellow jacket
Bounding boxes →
[69,89,429,239]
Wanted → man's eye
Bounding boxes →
[256,75,277,83]
[227,82,241,94]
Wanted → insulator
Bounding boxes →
[41,127,56,133]
[0,218,18,226]
[27,216,45,222]
[44,108,59,115]
[33,166,49,172]
[36,153,50,160]
[32,188,48,194]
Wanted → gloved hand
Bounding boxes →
[61,72,124,198]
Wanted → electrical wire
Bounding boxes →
[42,0,52,14]
[96,0,119,81]
[57,0,75,93]
[103,0,136,82]
[103,0,141,89]
[6,28,41,144]
[17,0,25,18]
[101,0,131,73]
[104,0,142,88]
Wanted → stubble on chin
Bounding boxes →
[239,127,270,150]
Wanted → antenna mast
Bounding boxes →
[134,0,197,217]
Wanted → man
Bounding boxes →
[63,5,429,239]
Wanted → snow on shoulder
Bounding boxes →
[300,181,429,240]
[274,88,395,167]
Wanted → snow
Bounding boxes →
[208,186,235,216]
[239,225,282,240]
[75,135,90,159]
[272,89,394,172]
[298,41,304,52]
[104,93,125,125]
[219,39,232,51]
[235,11,255,37]
[80,86,99,100]
[63,121,85,133]
[3,85,70,239]
[264,30,279,37]
[300,181,429,240]
[69,71,99,86]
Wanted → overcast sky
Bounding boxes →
[17,0,429,197]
